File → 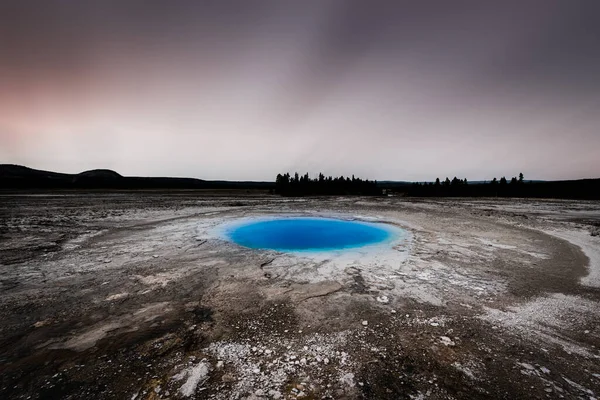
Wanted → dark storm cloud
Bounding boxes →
[1,1,599,180]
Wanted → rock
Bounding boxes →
[252,368,260,374]
[339,372,355,387]
[440,336,455,346]
[221,373,235,383]
[216,361,224,370]
[153,255,159,258]
[362,320,368,326]
[33,320,50,328]
[376,296,389,304]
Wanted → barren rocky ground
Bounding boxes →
[1,192,599,400]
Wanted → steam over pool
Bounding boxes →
[225,217,401,252]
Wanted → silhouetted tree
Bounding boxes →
[275,172,379,196]
[402,171,598,199]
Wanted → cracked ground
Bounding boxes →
[1,193,599,399]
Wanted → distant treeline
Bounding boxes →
[4,164,598,199]
[407,173,600,200]
[275,172,379,196]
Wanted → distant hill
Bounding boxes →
[0,164,72,179]
[0,165,274,190]
[3,165,598,199]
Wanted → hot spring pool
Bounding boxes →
[225,217,401,252]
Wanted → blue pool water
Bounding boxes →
[226,217,397,252]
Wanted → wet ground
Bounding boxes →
[1,192,599,399]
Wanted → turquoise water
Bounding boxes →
[226,217,397,252]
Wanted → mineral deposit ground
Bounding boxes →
[1,193,599,400]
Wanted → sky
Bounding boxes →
[1,1,599,181]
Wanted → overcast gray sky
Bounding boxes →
[1,1,599,181]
